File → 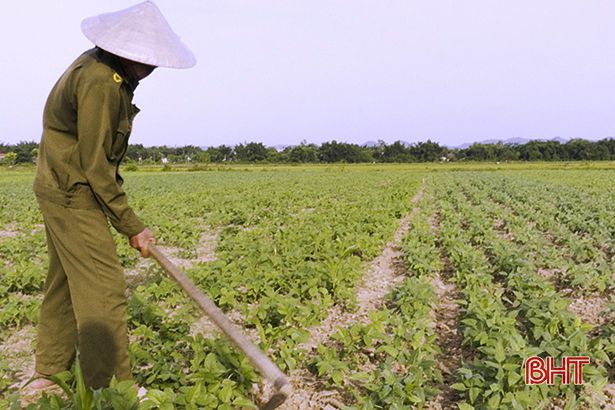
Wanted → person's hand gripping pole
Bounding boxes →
[130,228,156,257]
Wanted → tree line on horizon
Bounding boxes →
[2,138,615,165]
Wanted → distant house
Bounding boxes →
[161,157,169,164]
[0,153,5,161]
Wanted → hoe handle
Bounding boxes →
[147,243,291,409]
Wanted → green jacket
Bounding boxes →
[34,48,145,237]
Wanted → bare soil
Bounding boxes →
[125,257,153,290]
[1,256,11,267]
[30,224,45,235]
[194,230,219,264]
[567,293,613,330]
[189,306,261,352]
[537,267,561,281]
[126,227,220,287]
[425,271,464,410]
[254,368,344,410]
[189,315,219,340]
[594,383,615,409]
[1,325,37,391]
[0,222,20,239]
[425,214,465,410]
[493,219,515,241]
[154,228,220,270]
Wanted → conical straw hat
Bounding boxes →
[81,1,196,69]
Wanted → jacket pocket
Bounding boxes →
[109,119,131,162]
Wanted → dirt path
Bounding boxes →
[126,227,220,286]
[156,228,221,270]
[566,292,613,331]
[425,214,464,410]
[1,325,37,391]
[277,181,426,410]
[0,222,20,239]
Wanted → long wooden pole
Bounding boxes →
[147,243,291,410]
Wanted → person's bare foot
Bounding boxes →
[19,373,59,404]
[22,373,55,391]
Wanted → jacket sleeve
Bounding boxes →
[76,77,146,237]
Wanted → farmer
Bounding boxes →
[30,1,195,389]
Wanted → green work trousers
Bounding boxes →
[34,185,131,389]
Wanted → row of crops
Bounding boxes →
[1,165,615,408]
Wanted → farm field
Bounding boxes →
[1,163,615,409]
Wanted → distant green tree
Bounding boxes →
[596,138,615,160]
[563,139,606,160]
[382,141,413,162]
[494,143,519,161]
[518,142,543,161]
[318,140,372,163]
[11,141,39,163]
[538,141,562,161]
[286,143,319,163]
[233,143,247,162]
[409,140,445,162]
[110,137,615,165]
[125,143,147,161]
[178,145,205,162]
[167,154,182,163]
[192,151,210,163]
[318,140,343,162]
[465,143,495,161]
[265,147,282,162]
[244,142,268,162]
[2,152,17,165]
[149,148,163,162]
[207,145,234,162]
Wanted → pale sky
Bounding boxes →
[2,1,615,148]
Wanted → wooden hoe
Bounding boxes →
[147,243,292,410]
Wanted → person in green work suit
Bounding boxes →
[30,1,196,390]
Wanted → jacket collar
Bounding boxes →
[93,47,139,92]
